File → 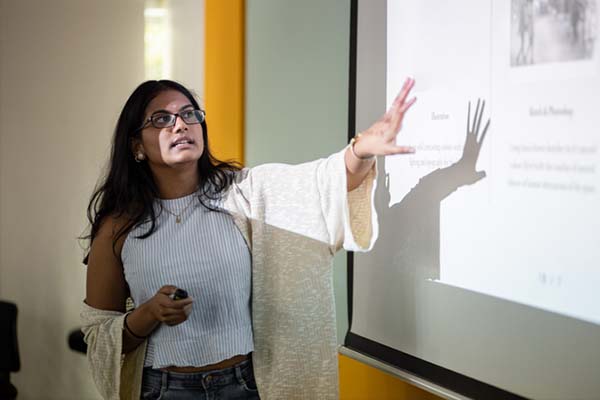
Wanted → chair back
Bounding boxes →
[0,301,20,373]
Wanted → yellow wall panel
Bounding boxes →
[339,354,442,400]
[205,0,245,164]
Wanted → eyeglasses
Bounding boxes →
[139,109,206,130]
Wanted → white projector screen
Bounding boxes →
[345,1,600,399]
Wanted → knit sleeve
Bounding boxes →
[315,146,379,252]
[231,147,378,254]
[80,302,146,400]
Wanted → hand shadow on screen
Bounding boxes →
[357,100,490,350]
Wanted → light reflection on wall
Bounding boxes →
[145,0,171,80]
[142,0,204,97]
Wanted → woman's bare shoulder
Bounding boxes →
[85,214,132,312]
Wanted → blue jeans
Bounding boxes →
[141,359,260,400]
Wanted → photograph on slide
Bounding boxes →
[501,0,600,82]
[510,0,597,66]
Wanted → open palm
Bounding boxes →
[353,77,417,158]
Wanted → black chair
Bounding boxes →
[0,301,20,400]
[67,328,87,354]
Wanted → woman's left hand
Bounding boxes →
[352,77,417,159]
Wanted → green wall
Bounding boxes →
[245,0,351,343]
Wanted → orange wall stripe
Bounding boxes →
[205,0,245,164]
[339,354,442,400]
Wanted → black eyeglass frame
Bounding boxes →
[137,109,206,131]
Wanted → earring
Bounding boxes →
[134,151,146,162]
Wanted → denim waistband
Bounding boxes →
[142,358,255,391]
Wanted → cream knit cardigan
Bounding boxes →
[81,148,378,400]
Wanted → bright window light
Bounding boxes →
[144,0,171,80]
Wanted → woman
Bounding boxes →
[82,78,416,400]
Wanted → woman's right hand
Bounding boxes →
[122,285,193,352]
[145,285,194,326]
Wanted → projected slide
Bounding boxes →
[385,0,600,325]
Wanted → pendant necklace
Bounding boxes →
[162,194,198,224]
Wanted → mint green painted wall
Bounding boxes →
[245,0,350,343]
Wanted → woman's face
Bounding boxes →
[135,90,205,169]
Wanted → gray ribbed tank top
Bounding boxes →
[122,192,253,368]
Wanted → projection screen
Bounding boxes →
[343,1,600,399]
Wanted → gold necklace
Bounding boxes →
[162,195,198,223]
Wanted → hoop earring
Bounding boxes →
[134,152,146,162]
